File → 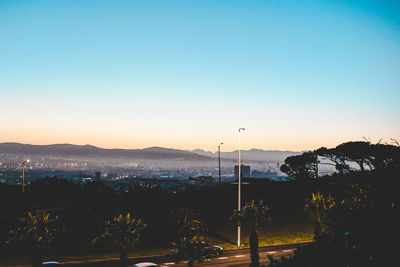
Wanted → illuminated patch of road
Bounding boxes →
[162,248,296,265]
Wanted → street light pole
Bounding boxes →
[22,159,30,193]
[237,127,245,247]
[218,142,223,184]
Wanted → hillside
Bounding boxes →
[0,143,212,161]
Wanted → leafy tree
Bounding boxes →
[315,147,349,174]
[304,192,335,239]
[280,152,319,180]
[316,141,400,174]
[169,208,210,267]
[335,142,373,171]
[94,213,146,267]
[231,200,270,267]
[7,212,59,267]
[369,143,400,170]
[341,184,374,212]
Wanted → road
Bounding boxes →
[56,243,307,267]
[163,244,299,267]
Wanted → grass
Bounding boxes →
[208,218,314,249]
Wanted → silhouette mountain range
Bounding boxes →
[0,142,209,160]
[0,142,301,162]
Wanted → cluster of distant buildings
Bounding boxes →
[234,164,278,178]
[68,165,281,187]
[0,156,286,188]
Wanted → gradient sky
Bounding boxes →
[1,0,399,151]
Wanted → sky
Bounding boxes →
[0,0,399,152]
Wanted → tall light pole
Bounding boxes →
[218,142,223,184]
[237,127,245,247]
[22,159,30,193]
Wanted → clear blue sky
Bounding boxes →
[1,0,399,151]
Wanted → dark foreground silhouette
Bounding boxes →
[1,140,399,267]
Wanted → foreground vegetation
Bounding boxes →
[0,140,399,266]
[0,178,314,266]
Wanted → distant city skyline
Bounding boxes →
[1,0,399,152]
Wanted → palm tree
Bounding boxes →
[170,208,210,267]
[304,192,335,239]
[7,212,58,267]
[94,213,146,267]
[231,199,270,267]
[341,184,371,212]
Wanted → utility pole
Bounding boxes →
[218,142,223,184]
[237,127,245,247]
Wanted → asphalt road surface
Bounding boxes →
[55,243,307,267]
[163,245,297,267]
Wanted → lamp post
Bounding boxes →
[22,159,30,193]
[218,142,223,184]
[237,127,245,247]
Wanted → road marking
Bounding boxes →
[163,263,175,265]
[235,255,245,258]
[282,249,294,253]
[267,251,277,254]
[217,257,229,260]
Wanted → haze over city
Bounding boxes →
[1,0,399,152]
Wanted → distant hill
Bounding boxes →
[0,143,302,163]
[0,143,213,161]
[191,148,302,163]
